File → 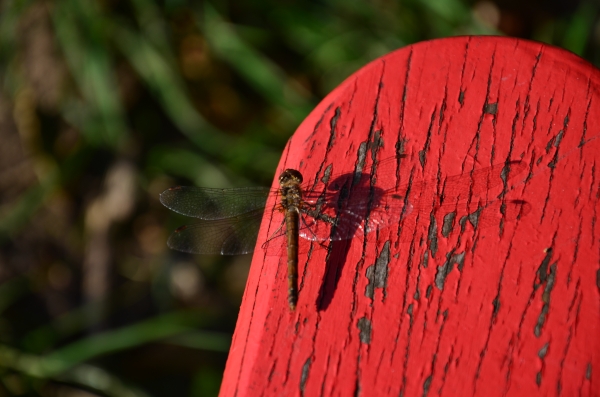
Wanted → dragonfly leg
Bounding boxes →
[304,208,337,226]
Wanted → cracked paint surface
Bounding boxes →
[220,37,600,397]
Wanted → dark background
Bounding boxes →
[0,0,598,396]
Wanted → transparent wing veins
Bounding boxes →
[166,208,265,255]
[160,186,272,220]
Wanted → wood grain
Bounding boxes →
[220,36,600,397]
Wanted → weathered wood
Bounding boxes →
[220,36,600,397]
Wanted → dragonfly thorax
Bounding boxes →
[279,169,303,212]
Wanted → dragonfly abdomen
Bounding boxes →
[285,209,299,310]
[279,169,304,311]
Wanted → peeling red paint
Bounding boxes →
[220,37,600,397]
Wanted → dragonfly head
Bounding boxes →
[278,169,303,186]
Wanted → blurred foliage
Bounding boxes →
[0,0,597,395]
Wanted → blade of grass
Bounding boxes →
[0,344,150,397]
[52,0,128,147]
[112,23,224,147]
[561,1,597,56]
[148,145,257,187]
[21,280,149,352]
[198,3,315,123]
[37,311,212,376]
[130,0,178,59]
[112,23,280,179]
[165,331,231,353]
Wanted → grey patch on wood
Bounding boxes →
[500,161,514,185]
[427,214,438,257]
[365,241,391,299]
[544,263,557,296]
[435,257,453,289]
[492,296,500,316]
[422,251,429,268]
[458,90,465,105]
[545,137,554,154]
[547,117,567,169]
[454,251,466,272]
[435,251,465,289]
[554,115,569,148]
[418,111,436,171]
[553,126,565,149]
[396,138,408,158]
[536,156,543,166]
[439,100,446,125]
[471,238,478,254]
[354,142,368,186]
[327,107,340,149]
[534,262,557,337]
[468,207,482,229]
[586,363,592,379]
[535,249,553,287]
[534,303,549,338]
[321,163,332,184]
[357,317,372,344]
[371,130,384,160]
[536,371,542,386]
[414,268,422,298]
[300,357,311,394]
[422,375,432,396]
[426,285,432,298]
[459,215,467,232]
[538,342,549,358]
[442,212,456,237]
[484,102,497,114]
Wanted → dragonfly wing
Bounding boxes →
[299,187,411,241]
[333,191,411,240]
[160,186,272,220]
[392,199,532,243]
[409,160,527,209]
[295,161,527,242]
[457,199,532,230]
[299,208,366,241]
[166,209,264,255]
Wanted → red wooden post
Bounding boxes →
[220,37,599,396]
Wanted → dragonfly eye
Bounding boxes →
[279,169,303,184]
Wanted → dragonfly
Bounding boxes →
[160,158,528,310]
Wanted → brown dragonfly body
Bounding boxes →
[278,169,304,310]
